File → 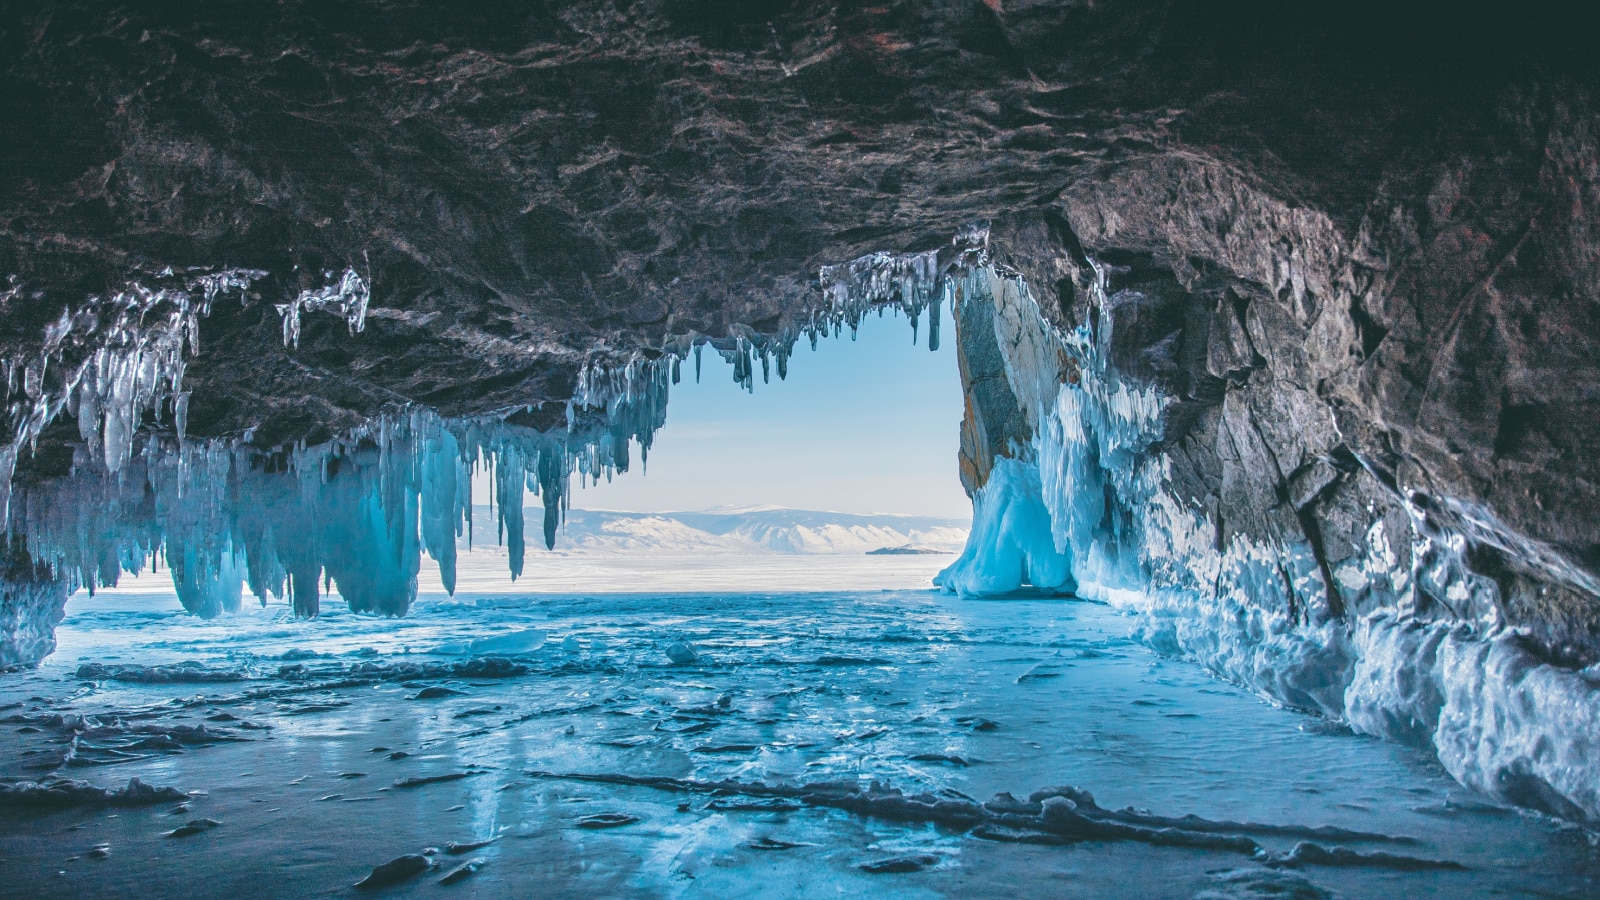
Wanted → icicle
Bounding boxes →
[419,425,460,595]
[0,443,16,529]
[496,446,526,580]
[276,267,371,350]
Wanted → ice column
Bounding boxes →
[935,457,1075,596]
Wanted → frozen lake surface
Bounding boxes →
[1,561,1596,897]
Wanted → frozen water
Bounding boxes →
[0,266,264,523]
[433,628,546,657]
[4,236,1598,843]
[1,244,960,647]
[0,586,1594,897]
[273,267,370,350]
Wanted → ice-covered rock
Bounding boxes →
[940,249,1600,822]
[0,537,71,669]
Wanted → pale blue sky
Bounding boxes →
[569,304,971,519]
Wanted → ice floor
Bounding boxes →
[2,571,1597,897]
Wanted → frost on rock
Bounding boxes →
[275,267,370,349]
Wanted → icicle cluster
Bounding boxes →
[818,247,946,352]
[275,267,370,349]
[0,236,967,619]
[0,235,976,634]
[0,268,266,525]
[7,400,675,621]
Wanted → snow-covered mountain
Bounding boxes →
[465,505,968,556]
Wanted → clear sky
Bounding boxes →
[557,303,972,519]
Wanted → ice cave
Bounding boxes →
[2,2,1600,897]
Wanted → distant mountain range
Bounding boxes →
[465,505,968,556]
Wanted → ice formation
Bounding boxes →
[10,410,654,621]
[528,771,1461,869]
[1,226,1597,827]
[0,537,69,669]
[818,248,944,353]
[0,267,273,666]
[274,267,371,350]
[0,267,265,524]
[0,238,965,654]
[934,457,1074,596]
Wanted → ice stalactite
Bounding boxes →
[168,543,247,619]
[495,444,527,581]
[274,267,370,349]
[818,248,945,353]
[418,427,468,596]
[8,397,675,623]
[0,267,265,524]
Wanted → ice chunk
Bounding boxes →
[434,629,546,657]
[354,854,431,889]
